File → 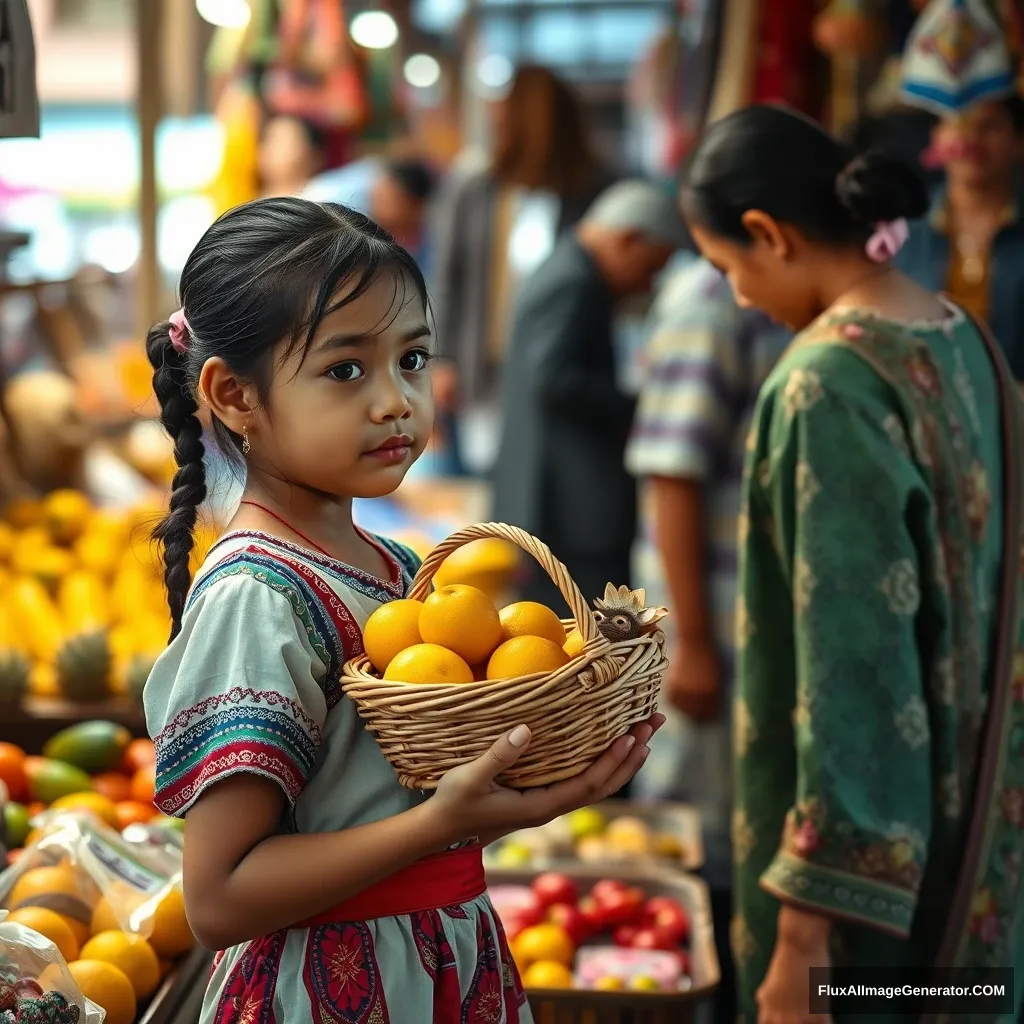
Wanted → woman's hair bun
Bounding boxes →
[835,151,930,226]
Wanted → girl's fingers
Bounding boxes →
[599,742,650,799]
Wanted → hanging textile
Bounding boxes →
[265,0,369,132]
[705,0,762,121]
[0,0,39,140]
[900,0,1015,115]
[752,0,820,115]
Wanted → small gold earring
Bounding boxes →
[241,426,251,456]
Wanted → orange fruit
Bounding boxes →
[419,584,502,665]
[50,792,120,830]
[522,960,575,989]
[486,636,570,681]
[498,602,566,646]
[90,896,122,936]
[362,599,424,674]
[563,629,586,658]
[7,906,80,962]
[92,772,133,803]
[513,924,575,968]
[0,742,27,801]
[158,958,173,980]
[383,644,474,685]
[121,738,156,775]
[81,931,161,999]
[432,538,519,597]
[115,800,157,830]
[9,864,96,913]
[61,914,91,948]
[147,888,194,958]
[67,960,137,1024]
[130,763,156,806]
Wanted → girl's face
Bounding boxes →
[689,220,820,331]
[246,274,433,500]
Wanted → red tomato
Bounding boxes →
[505,903,545,936]
[598,886,646,927]
[578,896,607,935]
[613,924,640,947]
[631,926,680,952]
[531,873,579,909]
[646,900,690,942]
[546,902,590,945]
[590,879,628,905]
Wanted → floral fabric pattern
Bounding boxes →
[733,305,1022,1024]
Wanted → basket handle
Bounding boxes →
[408,522,610,650]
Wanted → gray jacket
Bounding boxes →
[429,166,609,404]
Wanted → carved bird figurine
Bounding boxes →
[592,584,668,642]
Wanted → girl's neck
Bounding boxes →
[234,477,361,562]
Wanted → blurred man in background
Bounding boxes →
[492,180,687,612]
[626,257,790,1024]
[895,95,1024,378]
[304,154,436,273]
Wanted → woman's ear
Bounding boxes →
[741,209,791,258]
[199,356,255,436]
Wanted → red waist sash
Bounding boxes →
[295,845,486,926]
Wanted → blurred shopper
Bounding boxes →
[895,95,1024,379]
[431,66,611,474]
[682,104,1023,1024]
[626,258,790,1024]
[258,115,327,198]
[492,181,686,612]
[305,157,436,273]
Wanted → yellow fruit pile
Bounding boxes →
[364,587,585,685]
[6,862,194,1024]
[0,491,216,703]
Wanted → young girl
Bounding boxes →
[143,197,660,1024]
[679,106,1023,1024]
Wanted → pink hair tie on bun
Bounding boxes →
[168,309,191,354]
[865,218,909,264]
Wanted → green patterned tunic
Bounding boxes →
[732,302,1024,1022]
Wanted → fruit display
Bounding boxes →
[486,867,718,1001]
[486,801,703,872]
[0,771,195,1024]
[0,728,168,864]
[0,493,216,706]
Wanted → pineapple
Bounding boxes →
[126,653,158,705]
[56,631,113,703]
[591,584,669,642]
[0,649,29,706]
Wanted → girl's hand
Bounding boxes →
[430,715,665,846]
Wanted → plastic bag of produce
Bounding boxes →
[0,909,105,1024]
[0,810,180,943]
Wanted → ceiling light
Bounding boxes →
[350,11,399,49]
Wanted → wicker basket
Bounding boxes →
[340,522,667,790]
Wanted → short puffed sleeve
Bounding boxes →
[145,570,329,817]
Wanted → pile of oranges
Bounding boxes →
[363,587,587,685]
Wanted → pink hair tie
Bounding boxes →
[168,309,191,354]
[865,218,909,263]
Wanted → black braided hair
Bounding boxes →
[146,196,427,639]
[146,324,206,640]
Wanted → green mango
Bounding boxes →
[3,801,31,847]
[26,758,94,804]
[43,720,132,774]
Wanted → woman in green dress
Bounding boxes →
[679,105,1023,1024]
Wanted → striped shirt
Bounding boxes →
[626,257,791,677]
